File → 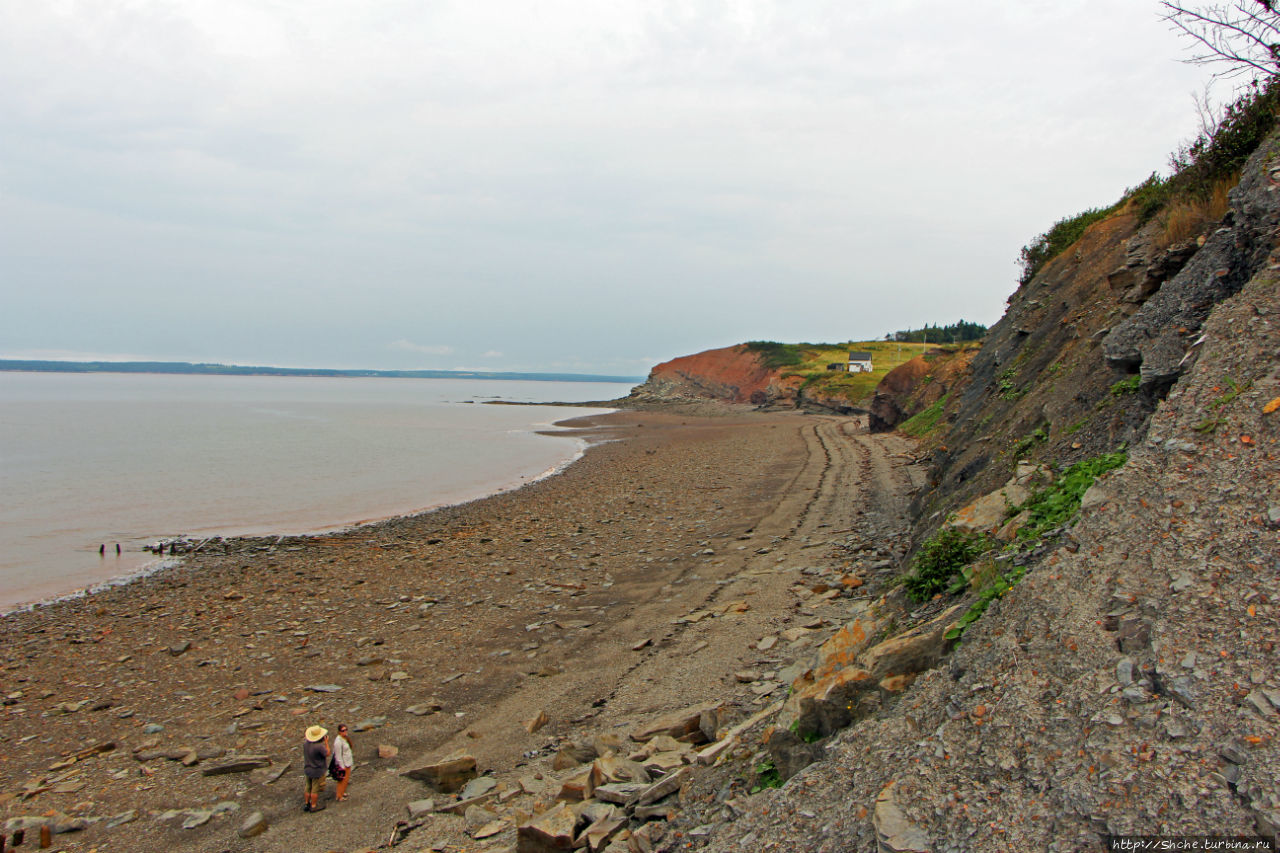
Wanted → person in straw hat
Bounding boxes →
[302,724,331,812]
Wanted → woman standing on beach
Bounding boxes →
[332,724,354,800]
[302,725,330,812]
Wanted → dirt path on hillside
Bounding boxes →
[0,411,921,853]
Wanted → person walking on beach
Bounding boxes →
[302,725,330,812]
[332,724,354,801]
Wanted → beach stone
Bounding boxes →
[593,782,649,807]
[636,766,691,806]
[353,716,387,732]
[182,810,213,830]
[552,739,597,770]
[460,776,498,800]
[407,702,443,716]
[581,811,626,851]
[464,804,500,831]
[378,744,399,759]
[556,769,593,801]
[239,811,269,838]
[403,753,477,793]
[306,684,342,693]
[407,799,435,819]
[516,801,577,853]
[525,709,549,733]
[590,756,652,788]
[168,640,191,656]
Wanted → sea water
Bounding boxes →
[0,371,631,611]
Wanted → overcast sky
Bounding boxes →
[0,1,1221,375]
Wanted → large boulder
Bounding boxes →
[861,604,966,680]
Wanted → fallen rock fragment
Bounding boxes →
[403,753,478,793]
[525,709,549,734]
[516,801,577,853]
[629,701,724,744]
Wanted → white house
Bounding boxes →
[848,351,873,373]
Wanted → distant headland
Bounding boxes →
[0,359,644,384]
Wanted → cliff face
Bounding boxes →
[628,345,803,407]
[693,126,1280,853]
[866,346,976,431]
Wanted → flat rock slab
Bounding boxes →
[629,701,723,743]
[403,754,478,793]
[201,755,271,776]
[592,782,648,807]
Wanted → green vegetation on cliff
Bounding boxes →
[746,340,949,406]
[1017,79,1280,286]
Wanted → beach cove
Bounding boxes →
[0,407,922,853]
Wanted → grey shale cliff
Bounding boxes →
[675,129,1280,852]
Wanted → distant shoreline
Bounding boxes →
[0,358,644,384]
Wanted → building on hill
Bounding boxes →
[848,351,873,373]
[826,362,846,372]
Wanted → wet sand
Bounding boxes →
[0,407,920,853]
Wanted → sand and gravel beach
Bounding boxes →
[0,407,921,853]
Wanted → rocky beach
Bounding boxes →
[0,407,923,853]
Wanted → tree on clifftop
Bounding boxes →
[1162,2,1280,78]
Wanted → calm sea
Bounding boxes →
[0,372,632,612]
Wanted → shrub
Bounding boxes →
[1109,375,1141,396]
[1011,426,1049,459]
[1017,204,1122,285]
[903,527,993,602]
[899,395,949,438]
[1016,79,1280,285]
[750,759,782,792]
[1013,451,1128,540]
[744,341,803,370]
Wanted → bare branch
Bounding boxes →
[1161,2,1280,78]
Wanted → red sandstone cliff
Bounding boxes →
[629,345,803,407]
[867,347,975,431]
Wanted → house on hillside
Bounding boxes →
[826,362,846,372]
[848,351,873,373]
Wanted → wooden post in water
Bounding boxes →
[11,829,22,846]
[39,825,50,849]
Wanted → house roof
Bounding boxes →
[848,351,873,361]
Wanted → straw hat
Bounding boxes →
[305,725,328,742]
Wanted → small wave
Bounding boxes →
[1,556,182,617]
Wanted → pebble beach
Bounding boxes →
[0,407,922,853]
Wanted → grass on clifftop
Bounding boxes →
[746,340,945,405]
